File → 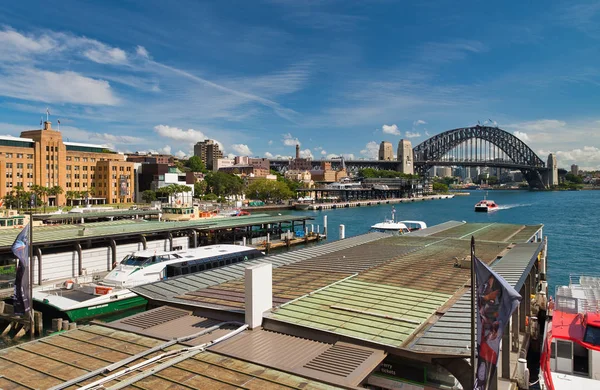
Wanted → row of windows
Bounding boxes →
[6,173,34,178]
[5,153,31,159]
[5,163,34,169]
[66,156,96,162]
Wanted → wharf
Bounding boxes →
[254,233,325,252]
[296,194,454,210]
[0,220,547,389]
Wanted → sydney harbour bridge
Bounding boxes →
[270,125,555,189]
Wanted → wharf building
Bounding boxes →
[379,141,394,161]
[0,121,134,205]
[0,221,547,389]
[193,139,223,170]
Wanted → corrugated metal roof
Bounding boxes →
[175,268,354,310]
[428,222,543,243]
[408,220,465,236]
[119,305,191,329]
[269,278,451,347]
[410,241,544,356]
[0,324,342,389]
[133,232,389,303]
[210,329,386,388]
[0,213,314,249]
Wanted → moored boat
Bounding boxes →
[34,244,264,321]
[369,208,427,235]
[540,275,600,389]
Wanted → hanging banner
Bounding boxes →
[473,253,521,390]
[11,224,31,315]
[119,175,128,197]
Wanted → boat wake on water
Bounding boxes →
[496,203,532,210]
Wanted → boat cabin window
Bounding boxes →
[573,342,589,376]
[121,255,151,266]
[584,325,600,346]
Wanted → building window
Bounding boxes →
[45,146,49,151]
[46,164,49,169]
[16,172,22,178]
[83,166,88,171]
[6,163,12,168]
[112,166,117,171]
[16,163,23,169]
[27,163,33,169]
[26,173,33,178]
[66,174,71,179]
[112,174,117,179]
[66,165,71,170]
[75,182,79,187]
[91,158,96,162]
[27,154,33,159]
[127,167,131,171]
[66,156,72,161]
[83,157,88,162]
[5,172,12,178]
[16,153,23,158]
[83,174,88,179]
[74,157,80,162]
[74,165,80,171]
[74,174,80,179]
[67,182,72,188]
[91,166,95,171]
[5,153,12,158]
[119,166,124,171]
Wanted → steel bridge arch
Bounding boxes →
[413,125,545,170]
[412,125,548,188]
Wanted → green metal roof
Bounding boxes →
[0,214,313,250]
[269,278,451,347]
[37,209,160,221]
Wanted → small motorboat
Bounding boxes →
[370,207,427,235]
[474,194,499,212]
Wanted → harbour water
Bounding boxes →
[275,190,599,294]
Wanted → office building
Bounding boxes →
[193,139,223,170]
[571,164,579,175]
[0,121,134,205]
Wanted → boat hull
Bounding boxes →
[65,295,147,322]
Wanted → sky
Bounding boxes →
[1,1,600,169]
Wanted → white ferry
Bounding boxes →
[34,245,264,322]
[369,209,427,235]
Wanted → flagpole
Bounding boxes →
[471,236,476,386]
[28,212,34,340]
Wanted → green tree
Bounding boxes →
[141,190,156,203]
[432,182,449,193]
[48,185,64,206]
[186,156,206,173]
[194,181,207,197]
[204,172,243,197]
[565,173,583,184]
[246,179,294,202]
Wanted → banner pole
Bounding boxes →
[29,212,34,340]
[471,236,476,386]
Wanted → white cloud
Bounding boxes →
[321,149,327,155]
[89,132,144,144]
[282,132,300,146]
[513,131,530,141]
[299,148,314,159]
[405,131,421,138]
[231,144,252,156]
[326,153,339,159]
[154,124,208,143]
[265,152,292,159]
[539,146,600,170]
[175,150,187,158]
[0,28,56,61]
[83,45,127,65]
[268,140,273,146]
[0,68,120,105]
[341,153,356,160]
[227,153,236,159]
[264,152,274,158]
[506,119,567,133]
[314,146,323,151]
[360,141,379,159]
[136,45,149,59]
[382,124,401,135]
[159,145,172,154]
[413,119,427,126]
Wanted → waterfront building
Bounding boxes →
[571,164,579,175]
[0,121,134,205]
[289,144,312,171]
[150,166,194,204]
[378,141,393,161]
[285,169,314,187]
[397,139,414,174]
[193,139,223,170]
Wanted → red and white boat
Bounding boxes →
[474,195,499,212]
[540,275,600,389]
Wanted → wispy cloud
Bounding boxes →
[360,141,379,159]
[282,133,300,146]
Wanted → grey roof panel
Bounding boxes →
[410,241,544,355]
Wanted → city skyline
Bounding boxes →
[1,1,600,169]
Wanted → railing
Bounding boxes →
[555,275,600,314]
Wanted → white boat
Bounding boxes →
[540,275,600,389]
[369,209,427,235]
[474,192,499,212]
[34,244,264,321]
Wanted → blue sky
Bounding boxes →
[1,1,600,168]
